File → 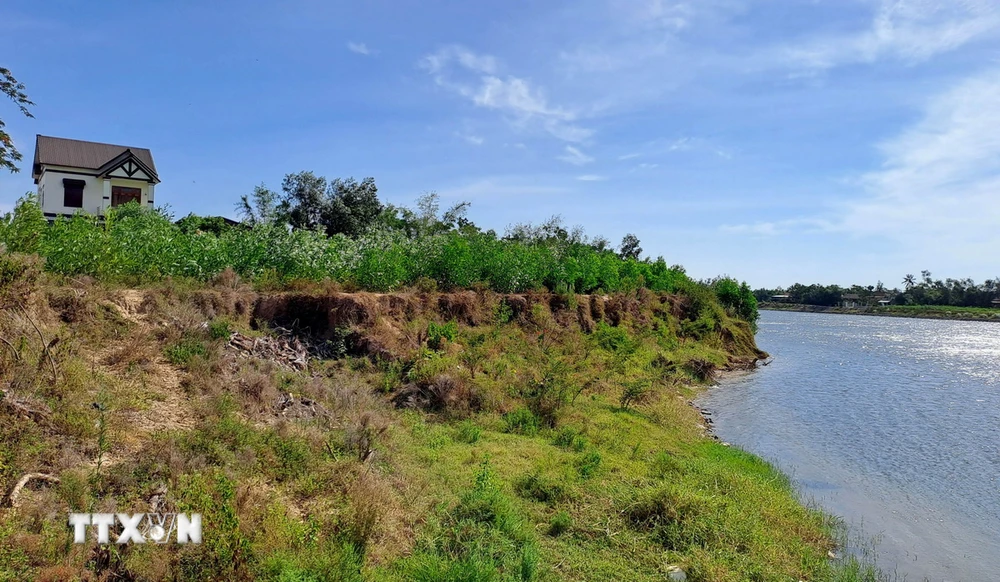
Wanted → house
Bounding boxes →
[770,294,791,302]
[992,298,1000,308]
[842,293,861,308]
[32,135,159,220]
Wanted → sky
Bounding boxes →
[2,0,1000,288]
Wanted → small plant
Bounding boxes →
[503,407,539,436]
[552,427,587,452]
[575,450,602,479]
[165,337,208,366]
[427,320,458,350]
[455,420,482,444]
[207,318,233,340]
[493,299,514,325]
[548,511,572,536]
[619,379,651,410]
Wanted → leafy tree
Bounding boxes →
[237,184,283,226]
[618,233,642,260]
[1,67,34,173]
[280,171,328,231]
[323,176,382,237]
[902,274,915,290]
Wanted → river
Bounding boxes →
[698,310,1000,582]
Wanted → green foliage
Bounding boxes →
[208,318,233,340]
[551,427,587,452]
[0,198,725,303]
[592,322,638,354]
[575,450,602,479]
[712,277,759,329]
[427,320,459,350]
[1,67,34,174]
[619,379,651,410]
[502,408,540,436]
[455,420,482,444]
[165,337,208,365]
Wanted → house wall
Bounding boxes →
[37,165,151,217]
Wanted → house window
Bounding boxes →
[111,186,142,207]
[63,179,85,208]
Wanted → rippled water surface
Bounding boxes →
[698,310,1000,582]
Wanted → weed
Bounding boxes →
[514,472,570,504]
[165,337,208,366]
[552,427,587,452]
[503,408,539,436]
[575,450,602,479]
[427,320,458,350]
[455,420,482,444]
[208,318,233,340]
[547,511,572,537]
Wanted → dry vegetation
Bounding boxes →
[0,251,881,582]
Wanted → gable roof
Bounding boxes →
[33,135,158,182]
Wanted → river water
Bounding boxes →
[698,310,1000,582]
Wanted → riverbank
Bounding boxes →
[760,302,1000,322]
[0,262,877,580]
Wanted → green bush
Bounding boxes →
[165,338,209,366]
[455,420,482,444]
[503,408,539,436]
[551,427,587,452]
[575,450,602,479]
[427,320,458,350]
[514,472,570,504]
[208,318,233,340]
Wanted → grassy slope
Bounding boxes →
[0,266,878,581]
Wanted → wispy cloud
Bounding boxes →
[783,0,1000,71]
[576,174,607,181]
[558,145,595,166]
[457,133,484,146]
[837,68,1000,252]
[347,42,372,56]
[421,45,592,143]
[723,67,1000,265]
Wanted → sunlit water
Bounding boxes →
[698,310,1000,582]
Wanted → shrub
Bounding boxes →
[427,320,458,350]
[208,318,233,340]
[503,408,539,436]
[165,338,208,366]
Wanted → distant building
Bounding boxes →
[992,298,1000,308]
[842,293,861,308]
[32,135,160,220]
[770,294,791,302]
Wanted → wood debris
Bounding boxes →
[227,330,308,370]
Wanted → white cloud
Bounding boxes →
[784,0,1000,70]
[347,42,372,56]
[836,68,1000,254]
[720,218,831,236]
[558,145,595,166]
[576,174,607,181]
[421,45,591,143]
[457,133,484,145]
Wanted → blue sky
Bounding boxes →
[3,0,1000,288]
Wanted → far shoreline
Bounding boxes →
[759,302,1000,323]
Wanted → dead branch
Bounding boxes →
[16,304,57,383]
[2,473,60,508]
[0,336,20,361]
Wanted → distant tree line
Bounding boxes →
[755,271,1000,308]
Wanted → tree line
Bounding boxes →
[755,271,1000,308]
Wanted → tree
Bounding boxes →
[280,171,328,231]
[323,176,382,237]
[1,67,34,173]
[237,183,283,226]
[618,233,642,260]
[903,274,916,290]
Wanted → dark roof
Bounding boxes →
[842,293,861,299]
[33,135,158,181]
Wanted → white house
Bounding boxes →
[32,135,160,220]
